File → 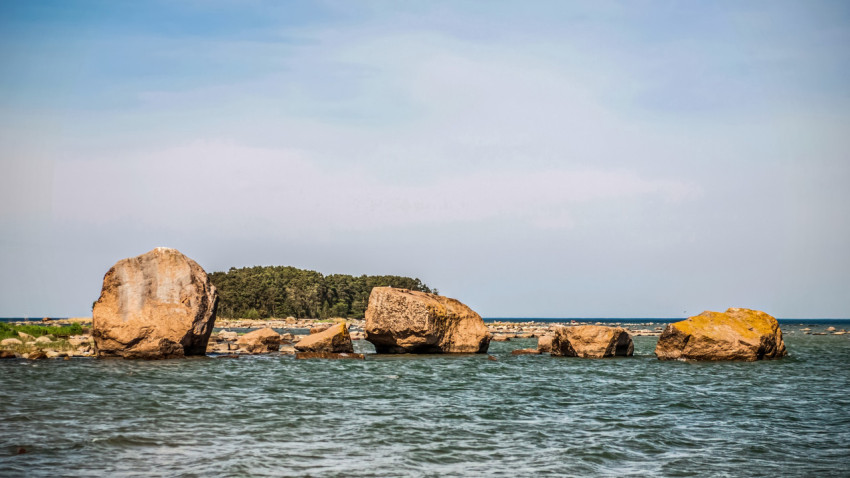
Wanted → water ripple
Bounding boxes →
[1,336,849,476]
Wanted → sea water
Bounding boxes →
[1,323,849,477]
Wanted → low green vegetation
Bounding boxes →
[0,322,84,340]
[209,265,435,319]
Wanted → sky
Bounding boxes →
[1,0,848,318]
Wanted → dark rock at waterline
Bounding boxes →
[655,308,786,361]
[295,352,365,360]
[551,325,633,358]
[365,287,490,354]
[0,350,17,359]
[92,247,218,359]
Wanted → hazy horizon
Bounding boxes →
[2,1,848,318]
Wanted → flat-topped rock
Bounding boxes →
[551,325,633,358]
[92,248,218,359]
[655,308,786,361]
[365,287,490,354]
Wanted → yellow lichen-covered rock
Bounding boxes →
[365,287,490,353]
[92,247,218,359]
[655,308,786,361]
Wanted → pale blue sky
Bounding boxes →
[1,1,848,318]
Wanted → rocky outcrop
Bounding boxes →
[236,327,281,354]
[365,287,490,354]
[1,338,23,347]
[551,325,633,358]
[92,247,218,359]
[294,323,353,353]
[655,308,786,361]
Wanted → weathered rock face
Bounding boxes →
[551,325,633,358]
[365,287,490,354]
[294,323,353,353]
[92,248,218,359]
[236,327,282,354]
[655,308,786,361]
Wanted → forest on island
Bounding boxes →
[208,266,435,319]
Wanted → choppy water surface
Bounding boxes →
[2,326,849,477]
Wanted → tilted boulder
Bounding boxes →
[365,287,490,354]
[294,323,353,353]
[236,327,282,354]
[92,247,218,359]
[655,308,786,361]
[551,325,633,358]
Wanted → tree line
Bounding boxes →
[208,265,436,319]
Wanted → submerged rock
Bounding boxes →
[511,348,541,355]
[294,323,353,353]
[92,247,218,359]
[365,287,490,354]
[655,308,786,361]
[551,325,633,358]
[236,327,281,354]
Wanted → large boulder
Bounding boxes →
[655,308,786,361]
[551,325,633,358]
[92,247,218,359]
[294,323,353,353]
[365,287,490,353]
[236,327,282,354]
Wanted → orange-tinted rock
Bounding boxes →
[655,308,786,361]
[236,327,282,354]
[551,325,633,358]
[92,248,218,359]
[294,323,353,353]
[537,335,554,353]
[365,287,490,354]
[295,352,365,360]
